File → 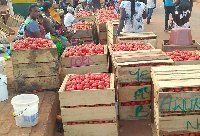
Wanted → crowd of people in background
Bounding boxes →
[16,0,193,48]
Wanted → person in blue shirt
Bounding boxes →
[163,0,175,31]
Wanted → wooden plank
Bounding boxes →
[61,106,116,122]
[63,123,118,136]
[98,31,107,40]
[61,63,108,75]
[119,105,151,120]
[71,29,93,39]
[96,23,107,32]
[157,79,200,89]
[162,40,200,52]
[14,76,60,93]
[75,15,95,22]
[152,64,200,72]
[159,115,200,134]
[13,62,59,78]
[11,43,58,64]
[174,60,200,65]
[158,92,200,113]
[61,54,107,68]
[118,32,157,39]
[59,88,115,106]
[118,85,151,102]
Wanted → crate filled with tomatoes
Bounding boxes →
[59,73,118,136]
[95,10,119,44]
[60,43,108,81]
[117,32,157,48]
[151,65,200,136]
[165,50,200,65]
[74,11,95,22]
[106,20,119,46]
[11,38,60,92]
[70,21,94,44]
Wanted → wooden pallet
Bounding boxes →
[11,41,60,92]
[151,65,200,136]
[162,40,200,52]
[112,49,174,83]
[117,32,157,48]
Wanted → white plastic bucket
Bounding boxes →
[11,94,39,127]
[0,74,8,102]
[0,57,5,75]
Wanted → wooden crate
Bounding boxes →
[59,73,115,106]
[106,21,119,35]
[167,50,200,65]
[98,31,107,40]
[63,123,118,136]
[107,33,117,46]
[162,40,200,52]
[151,65,200,136]
[112,49,174,83]
[117,32,157,48]
[96,23,107,32]
[60,45,108,79]
[11,42,60,92]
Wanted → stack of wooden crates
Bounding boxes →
[106,20,119,46]
[111,49,174,120]
[59,73,118,135]
[11,43,60,92]
[151,65,200,136]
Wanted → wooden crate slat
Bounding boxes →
[61,63,108,75]
[61,54,107,68]
[63,123,118,136]
[118,85,151,102]
[152,65,200,72]
[13,62,58,78]
[119,104,151,120]
[61,106,116,122]
[98,31,107,40]
[11,43,58,64]
[162,40,200,52]
[75,15,95,22]
[118,32,157,39]
[158,91,200,113]
[157,79,200,89]
[59,88,115,106]
[159,115,200,134]
[14,76,60,92]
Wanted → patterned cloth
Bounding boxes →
[113,0,119,14]
[120,1,146,33]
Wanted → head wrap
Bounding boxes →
[67,6,74,13]
[87,0,92,4]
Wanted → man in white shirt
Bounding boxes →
[64,6,78,29]
[146,0,156,24]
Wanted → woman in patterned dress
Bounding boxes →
[116,0,146,34]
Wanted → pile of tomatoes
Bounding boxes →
[75,11,93,17]
[64,43,104,57]
[166,50,200,61]
[112,42,152,51]
[96,11,119,24]
[65,73,110,91]
[14,38,52,50]
[71,22,93,30]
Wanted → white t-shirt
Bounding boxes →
[147,0,155,8]
[64,13,75,29]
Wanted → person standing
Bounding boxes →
[172,0,193,28]
[146,0,156,24]
[163,0,175,31]
[117,0,146,34]
[64,6,78,29]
